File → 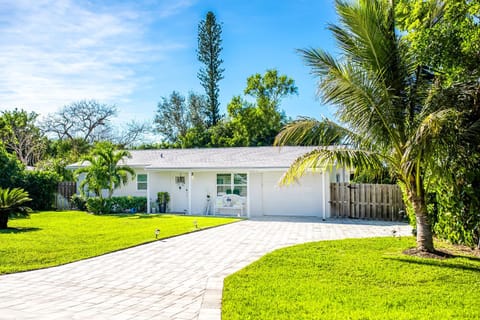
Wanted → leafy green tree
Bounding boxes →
[209,117,249,147]
[0,144,59,210]
[396,0,480,246]
[275,0,469,252]
[423,81,480,246]
[154,91,188,143]
[180,93,211,147]
[217,70,297,146]
[0,109,46,166]
[396,0,480,82]
[75,142,135,200]
[21,170,60,211]
[0,144,24,188]
[198,11,224,126]
[244,69,298,109]
[0,187,31,229]
[154,91,209,147]
[38,138,92,182]
[224,95,284,146]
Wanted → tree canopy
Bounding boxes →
[211,69,297,147]
[0,109,46,166]
[42,100,116,143]
[396,0,480,82]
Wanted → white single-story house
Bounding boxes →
[68,147,351,218]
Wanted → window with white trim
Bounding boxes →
[137,174,148,190]
[216,173,247,196]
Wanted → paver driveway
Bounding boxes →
[0,217,411,320]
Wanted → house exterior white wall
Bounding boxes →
[330,166,351,183]
[248,172,263,217]
[80,167,332,218]
[189,172,216,215]
[111,168,149,198]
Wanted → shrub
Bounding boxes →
[85,196,147,215]
[0,146,24,188]
[21,170,60,211]
[110,196,147,213]
[71,194,87,211]
[86,197,112,215]
[429,182,480,247]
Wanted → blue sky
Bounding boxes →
[0,0,339,125]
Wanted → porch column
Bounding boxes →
[188,171,192,215]
[246,171,250,218]
[322,171,328,220]
[147,172,151,214]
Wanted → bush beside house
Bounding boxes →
[78,196,147,215]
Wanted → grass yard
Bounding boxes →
[0,210,238,274]
[223,237,480,320]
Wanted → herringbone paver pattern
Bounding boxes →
[0,217,411,320]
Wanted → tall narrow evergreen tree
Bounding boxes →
[197,11,224,127]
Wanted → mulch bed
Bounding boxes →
[403,243,480,260]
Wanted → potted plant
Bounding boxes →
[157,192,170,213]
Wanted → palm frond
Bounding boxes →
[0,187,32,218]
[274,117,348,146]
[462,118,480,145]
[333,0,389,72]
[402,108,461,176]
[280,147,385,185]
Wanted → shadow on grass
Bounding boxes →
[0,227,42,234]
[385,256,480,272]
[103,214,174,219]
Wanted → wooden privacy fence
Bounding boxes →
[55,181,76,210]
[330,183,406,221]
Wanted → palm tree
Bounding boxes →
[76,154,108,199]
[75,142,135,200]
[0,187,31,229]
[275,0,462,252]
[96,146,135,199]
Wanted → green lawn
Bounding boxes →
[0,210,238,274]
[223,237,480,320]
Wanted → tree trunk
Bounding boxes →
[409,192,434,252]
[0,212,9,229]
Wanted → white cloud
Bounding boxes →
[0,0,190,117]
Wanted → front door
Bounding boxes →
[170,172,188,213]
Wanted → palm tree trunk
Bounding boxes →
[0,212,9,229]
[409,192,434,252]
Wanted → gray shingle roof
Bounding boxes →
[68,146,318,170]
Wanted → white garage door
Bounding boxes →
[261,172,323,216]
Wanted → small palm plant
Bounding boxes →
[0,187,32,229]
[75,142,135,200]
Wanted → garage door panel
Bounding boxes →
[262,172,322,216]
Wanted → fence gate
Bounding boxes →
[56,182,77,210]
[330,183,405,221]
